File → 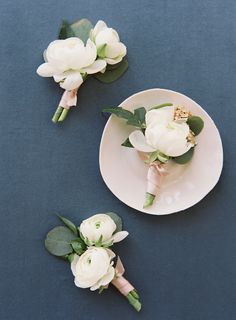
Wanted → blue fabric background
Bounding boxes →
[0,0,235,319]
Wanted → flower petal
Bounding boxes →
[90,266,115,291]
[81,59,107,74]
[146,107,174,126]
[129,130,156,153]
[95,28,120,47]
[105,42,127,59]
[60,71,83,90]
[93,20,108,37]
[104,56,123,65]
[36,63,56,77]
[71,254,80,277]
[112,231,129,243]
[105,248,116,260]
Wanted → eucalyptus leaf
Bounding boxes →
[121,138,134,148]
[102,107,133,120]
[187,116,204,135]
[45,226,77,256]
[95,58,128,83]
[102,106,146,129]
[173,147,194,164]
[70,19,93,43]
[71,238,86,255]
[58,216,78,235]
[58,20,75,39]
[127,107,146,127]
[106,212,122,232]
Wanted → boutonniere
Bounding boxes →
[103,104,204,207]
[45,213,141,312]
[37,19,128,123]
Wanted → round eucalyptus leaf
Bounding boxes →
[173,147,194,164]
[58,216,78,235]
[94,59,128,83]
[45,226,77,256]
[187,116,204,135]
[70,19,93,43]
[106,212,122,232]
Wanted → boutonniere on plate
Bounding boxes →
[37,19,128,123]
[45,213,141,312]
[103,103,204,207]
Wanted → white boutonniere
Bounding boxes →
[37,19,128,123]
[45,213,141,312]
[103,104,204,207]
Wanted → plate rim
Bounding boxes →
[99,88,224,215]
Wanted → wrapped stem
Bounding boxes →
[112,257,141,312]
[112,276,141,312]
[144,162,168,208]
[52,89,78,123]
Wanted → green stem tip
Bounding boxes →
[143,192,155,208]
[52,106,70,123]
[126,290,142,312]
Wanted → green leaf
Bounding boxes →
[58,216,78,235]
[187,116,204,135]
[45,226,77,256]
[67,253,75,263]
[102,107,133,120]
[94,58,128,83]
[134,107,146,124]
[70,19,93,43]
[58,20,75,39]
[173,147,194,164]
[71,238,86,255]
[95,235,103,247]
[121,138,134,148]
[103,106,146,129]
[106,212,122,232]
[150,103,173,110]
[127,107,146,127]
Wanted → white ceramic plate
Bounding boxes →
[99,88,223,215]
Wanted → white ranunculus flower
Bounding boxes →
[129,106,193,157]
[80,214,128,246]
[36,37,106,90]
[90,20,127,65]
[71,247,115,291]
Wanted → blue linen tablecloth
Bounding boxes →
[0,0,235,319]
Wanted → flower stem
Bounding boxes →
[52,106,64,123]
[126,290,142,312]
[58,108,69,122]
[143,192,155,208]
[52,106,70,123]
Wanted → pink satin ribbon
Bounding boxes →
[59,89,78,110]
[147,161,168,196]
[112,257,134,296]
